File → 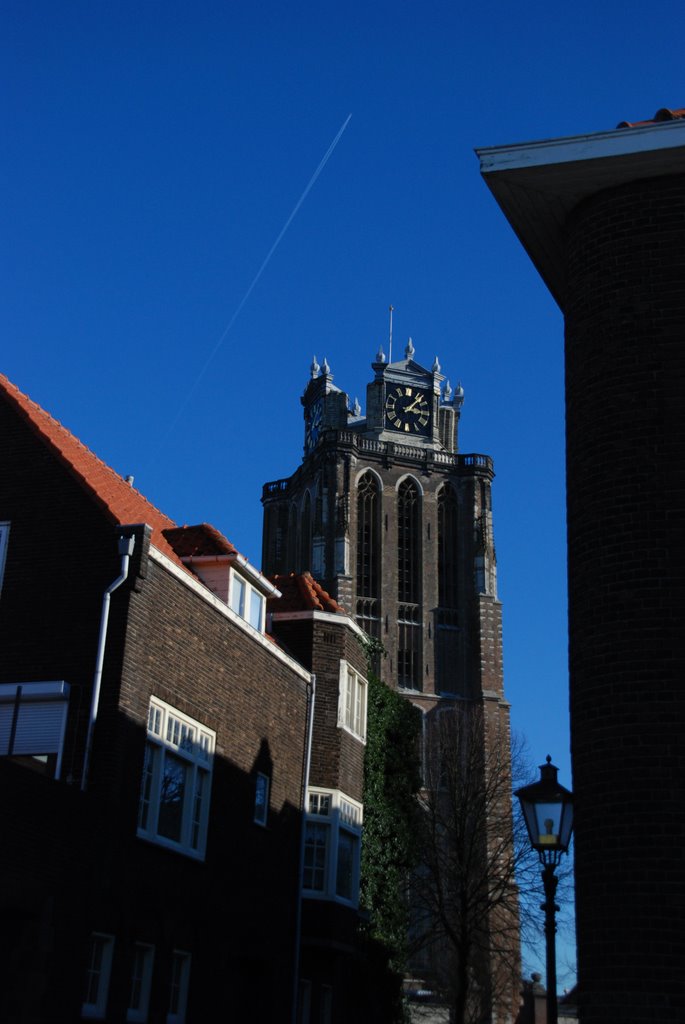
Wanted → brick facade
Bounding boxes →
[479,114,685,1023]
[0,381,311,1022]
[565,173,685,1023]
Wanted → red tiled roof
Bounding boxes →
[1,372,184,571]
[617,107,685,128]
[163,523,239,558]
[268,572,345,614]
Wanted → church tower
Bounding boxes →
[262,336,518,1020]
[262,339,502,712]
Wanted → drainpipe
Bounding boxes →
[292,672,316,1024]
[81,532,136,792]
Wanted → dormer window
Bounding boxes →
[164,525,279,634]
[229,570,265,632]
[230,575,246,616]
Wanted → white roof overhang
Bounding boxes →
[476,120,685,309]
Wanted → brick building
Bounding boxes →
[261,346,519,1022]
[268,572,368,1022]
[0,372,368,1023]
[478,108,685,1022]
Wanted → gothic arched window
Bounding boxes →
[300,491,312,572]
[438,484,459,614]
[398,479,420,603]
[397,478,421,689]
[356,472,380,641]
[437,483,460,693]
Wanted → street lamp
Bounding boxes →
[515,756,573,1024]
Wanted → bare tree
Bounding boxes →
[409,702,534,1024]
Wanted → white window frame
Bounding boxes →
[82,933,115,1019]
[127,943,155,1022]
[254,771,270,826]
[303,788,363,907]
[137,698,215,860]
[0,680,70,779]
[337,661,368,742]
[0,521,9,594]
[166,950,191,1024]
[230,573,247,617]
[297,979,312,1024]
[229,569,266,632]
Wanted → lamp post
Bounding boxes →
[515,756,573,1024]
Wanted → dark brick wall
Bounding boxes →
[0,396,124,783]
[565,173,685,1023]
[0,395,310,1022]
[269,615,366,803]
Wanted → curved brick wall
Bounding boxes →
[565,174,685,1022]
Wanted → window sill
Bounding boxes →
[136,830,206,862]
[337,722,367,744]
[302,889,360,910]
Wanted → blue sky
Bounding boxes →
[3,0,683,986]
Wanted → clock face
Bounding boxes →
[305,400,323,453]
[385,386,431,435]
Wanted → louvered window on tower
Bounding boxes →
[437,484,459,614]
[397,479,421,689]
[0,681,70,779]
[300,491,312,572]
[355,472,381,643]
[397,605,421,690]
[437,484,461,693]
[397,479,420,603]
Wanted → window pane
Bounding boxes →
[157,752,187,841]
[303,823,328,891]
[254,773,269,825]
[231,576,246,616]
[168,951,191,1023]
[248,589,263,630]
[336,830,357,900]
[138,743,155,831]
[84,936,104,1006]
[82,934,114,1017]
[190,769,206,849]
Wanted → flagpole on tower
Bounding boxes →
[388,305,394,364]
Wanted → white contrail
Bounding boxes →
[165,114,352,437]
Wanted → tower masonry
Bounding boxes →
[261,340,504,714]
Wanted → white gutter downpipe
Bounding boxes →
[292,672,316,1024]
[81,532,136,791]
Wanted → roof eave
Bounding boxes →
[476,120,685,309]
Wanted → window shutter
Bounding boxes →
[11,701,68,755]
[0,704,14,754]
[0,682,70,776]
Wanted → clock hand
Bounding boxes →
[405,394,424,413]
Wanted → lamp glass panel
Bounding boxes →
[533,801,564,846]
